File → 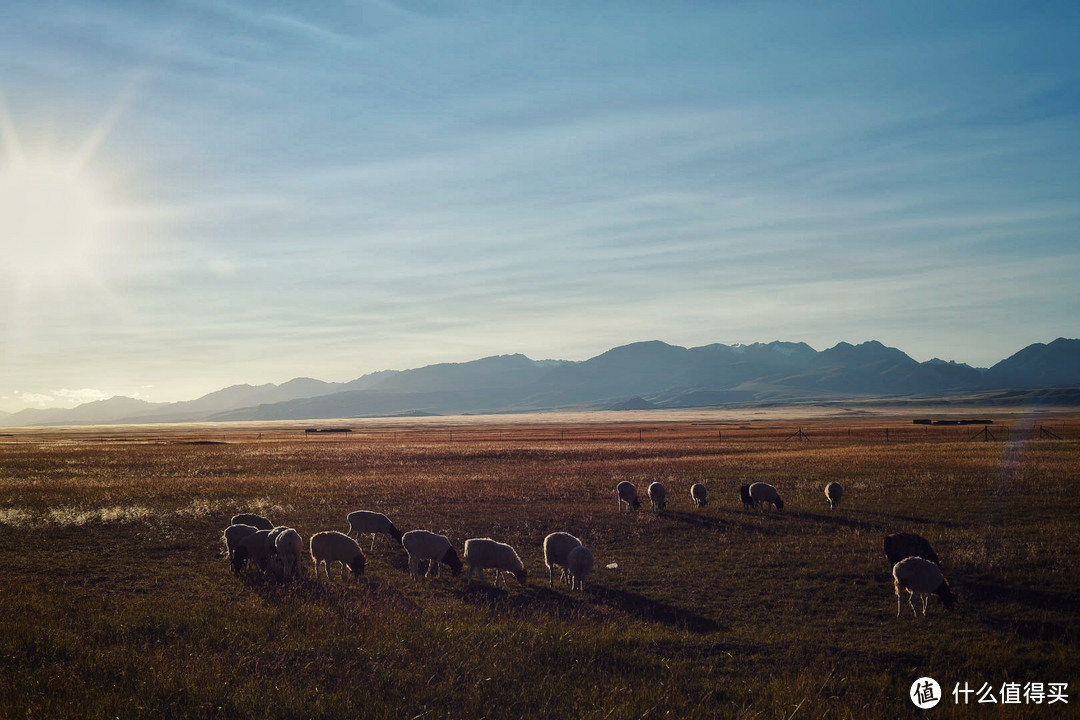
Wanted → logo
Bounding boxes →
[911,677,942,709]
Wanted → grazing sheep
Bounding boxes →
[275,528,304,582]
[893,556,957,617]
[230,513,273,531]
[749,482,784,511]
[310,531,367,581]
[222,523,259,562]
[232,529,274,574]
[825,481,844,510]
[647,481,668,511]
[883,532,941,567]
[543,532,582,587]
[690,483,708,508]
[346,510,404,551]
[738,484,754,510]
[616,481,641,512]
[464,538,527,586]
[401,529,463,579]
[566,545,594,591]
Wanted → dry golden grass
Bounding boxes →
[1,410,1078,718]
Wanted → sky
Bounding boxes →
[1,0,1078,413]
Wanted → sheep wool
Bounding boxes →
[738,484,753,510]
[691,483,709,508]
[464,538,527,586]
[275,528,304,582]
[824,481,844,510]
[748,482,784,511]
[232,529,274,574]
[883,532,941,567]
[543,532,582,587]
[231,513,274,531]
[310,531,367,581]
[893,556,957,617]
[222,523,259,562]
[616,481,641,512]
[401,529,463,579]
[566,545,594,591]
[647,481,667,511]
[346,510,404,551]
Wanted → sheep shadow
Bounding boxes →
[662,509,778,536]
[957,577,1079,642]
[788,510,893,533]
[858,509,961,529]
[586,584,722,634]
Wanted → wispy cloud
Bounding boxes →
[1,1,1077,411]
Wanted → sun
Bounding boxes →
[0,159,105,278]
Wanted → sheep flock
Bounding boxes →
[220,478,957,617]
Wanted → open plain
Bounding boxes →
[1,408,1078,718]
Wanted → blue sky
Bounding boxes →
[1,1,1078,412]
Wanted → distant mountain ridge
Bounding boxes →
[4,338,1079,426]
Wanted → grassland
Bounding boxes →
[1,411,1078,718]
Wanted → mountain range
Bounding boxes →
[3,337,1079,427]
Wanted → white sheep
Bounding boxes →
[749,482,784,511]
[346,510,404,551]
[615,481,641,512]
[893,556,957,617]
[543,532,582,587]
[401,529,464,579]
[230,513,273,531]
[275,528,304,582]
[222,523,259,563]
[824,481,844,510]
[883,532,941,567]
[310,530,367,581]
[738,484,754,510]
[647,481,667,511]
[232,529,274,574]
[691,483,708,508]
[566,545,594,591]
[464,538,527,586]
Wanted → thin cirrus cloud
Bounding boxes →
[0,1,1078,412]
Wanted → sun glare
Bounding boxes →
[0,160,105,280]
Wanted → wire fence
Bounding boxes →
[2,420,1074,447]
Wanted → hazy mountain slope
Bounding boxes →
[4,337,1079,426]
[983,338,1080,388]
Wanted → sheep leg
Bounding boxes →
[370,533,377,552]
[907,590,918,617]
